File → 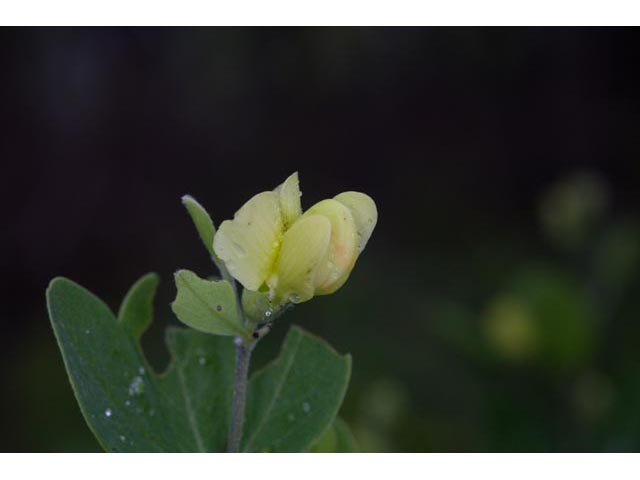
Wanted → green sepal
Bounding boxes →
[242,288,276,323]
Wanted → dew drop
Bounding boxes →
[289,294,300,303]
[198,357,207,366]
[128,376,145,396]
[264,309,273,318]
[138,366,145,375]
[85,329,91,335]
[125,400,131,407]
[234,337,243,346]
[105,408,112,417]
[302,402,311,413]
[120,435,126,442]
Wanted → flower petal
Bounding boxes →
[269,214,331,304]
[213,191,283,291]
[334,191,377,254]
[274,172,302,229]
[304,199,358,295]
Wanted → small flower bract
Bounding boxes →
[213,172,377,306]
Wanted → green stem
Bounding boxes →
[227,337,255,452]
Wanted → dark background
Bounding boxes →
[2,28,640,452]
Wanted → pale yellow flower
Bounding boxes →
[213,173,377,306]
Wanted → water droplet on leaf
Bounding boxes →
[128,376,145,396]
[105,408,112,417]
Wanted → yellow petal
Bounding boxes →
[268,214,331,304]
[303,199,358,295]
[334,191,377,254]
[213,191,283,291]
[274,172,302,229]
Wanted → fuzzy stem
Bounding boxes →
[227,338,255,452]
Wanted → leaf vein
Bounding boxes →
[243,331,303,452]
[176,362,207,452]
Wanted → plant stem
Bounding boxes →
[227,338,255,452]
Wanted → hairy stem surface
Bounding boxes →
[227,338,255,452]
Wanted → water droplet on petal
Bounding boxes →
[105,408,112,417]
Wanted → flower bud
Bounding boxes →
[213,172,377,306]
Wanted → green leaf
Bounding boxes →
[47,275,351,452]
[47,278,180,452]
[181,195,232,282]
[311,417,358,452]
[243,327,352,452]
[117,273,159,339]
[171,269,246,337]
[181,195,217,260]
